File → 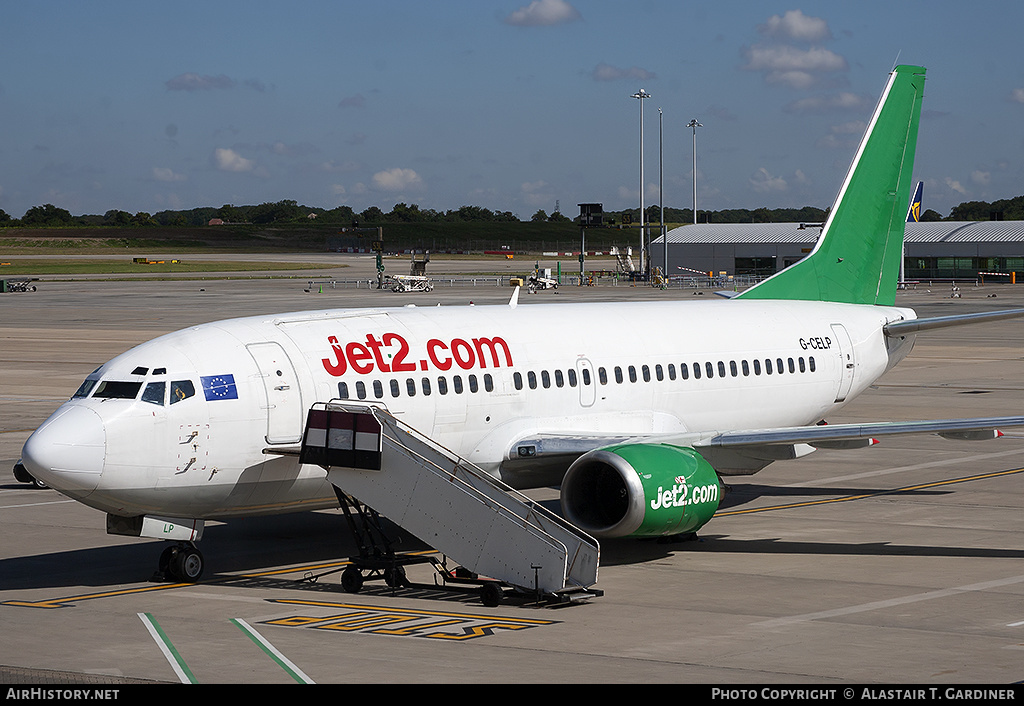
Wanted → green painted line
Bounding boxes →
[138,612,197,684]
[231,618,315,684]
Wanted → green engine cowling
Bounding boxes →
[560,443,721,538]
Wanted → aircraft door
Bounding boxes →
[576,357,596,407]
[247,342,303,444]
[830,323,856,402]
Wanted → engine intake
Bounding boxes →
[561,443,721,538]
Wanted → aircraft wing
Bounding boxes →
[506,415,1024,480]
[702,416,1024,447]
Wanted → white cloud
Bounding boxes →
[372,167,422,191]
[744,11,845,90]
[504,0,581,27]
[831,120,867,134]
[214,148,255,173]
[151,167,186,182]
[945,177,967,195]
[784,92,871,114]
[971,170,991,185]
[521,180,551,207]
[750,167,788,193]
[166,73,235,91]
[743,45,845,72]
[816,120,867,149]
[758,10,831,42]
[590,63,656,82]
[338,94,366,109]
[1010,88,1024,103]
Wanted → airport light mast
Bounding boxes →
[687,118,702,225]
[632,88,651,276]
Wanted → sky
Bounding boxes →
[1,1,1023,221]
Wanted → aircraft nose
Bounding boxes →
[21,405,106,495]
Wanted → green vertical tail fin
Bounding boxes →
[736,65,926,306]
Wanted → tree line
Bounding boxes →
[2,195,1022,229]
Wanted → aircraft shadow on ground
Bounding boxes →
[0,510,391,592]
[598,480,1024,566]
[3,481,1016,595]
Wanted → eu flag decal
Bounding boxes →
[201,374,238,401]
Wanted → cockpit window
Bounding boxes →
[93,380,143,399]
[170,380,195,404]
[73,378,99,399]
[142,381,166,406]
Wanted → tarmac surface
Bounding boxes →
[4,254,1024,685]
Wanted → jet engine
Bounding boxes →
[560,443,721,538]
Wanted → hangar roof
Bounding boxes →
[658,221,1024,245]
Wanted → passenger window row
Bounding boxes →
[339,373,495,401]
[513,356,817,391]
[336,355,817,401]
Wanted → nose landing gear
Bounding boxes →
[154,542,205,583]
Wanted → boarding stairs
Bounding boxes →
[299,402,601,605]
[611,246,635,274]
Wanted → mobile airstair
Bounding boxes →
[299,402,601,606]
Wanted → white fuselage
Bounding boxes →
[22,298,917,521]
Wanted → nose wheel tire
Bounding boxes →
[160,544,205,583]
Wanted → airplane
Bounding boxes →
[900,181,923,285]
[20,65,1024,586]
[907,181,924,223]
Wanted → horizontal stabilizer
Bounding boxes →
[884,308,1024,337]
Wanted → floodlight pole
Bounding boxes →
[660,108,666,282]
[687,118,702,225]
[632,89,651,276]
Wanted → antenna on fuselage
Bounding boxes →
[508,286,520,309]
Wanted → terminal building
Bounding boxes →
[655,220,1024,282]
